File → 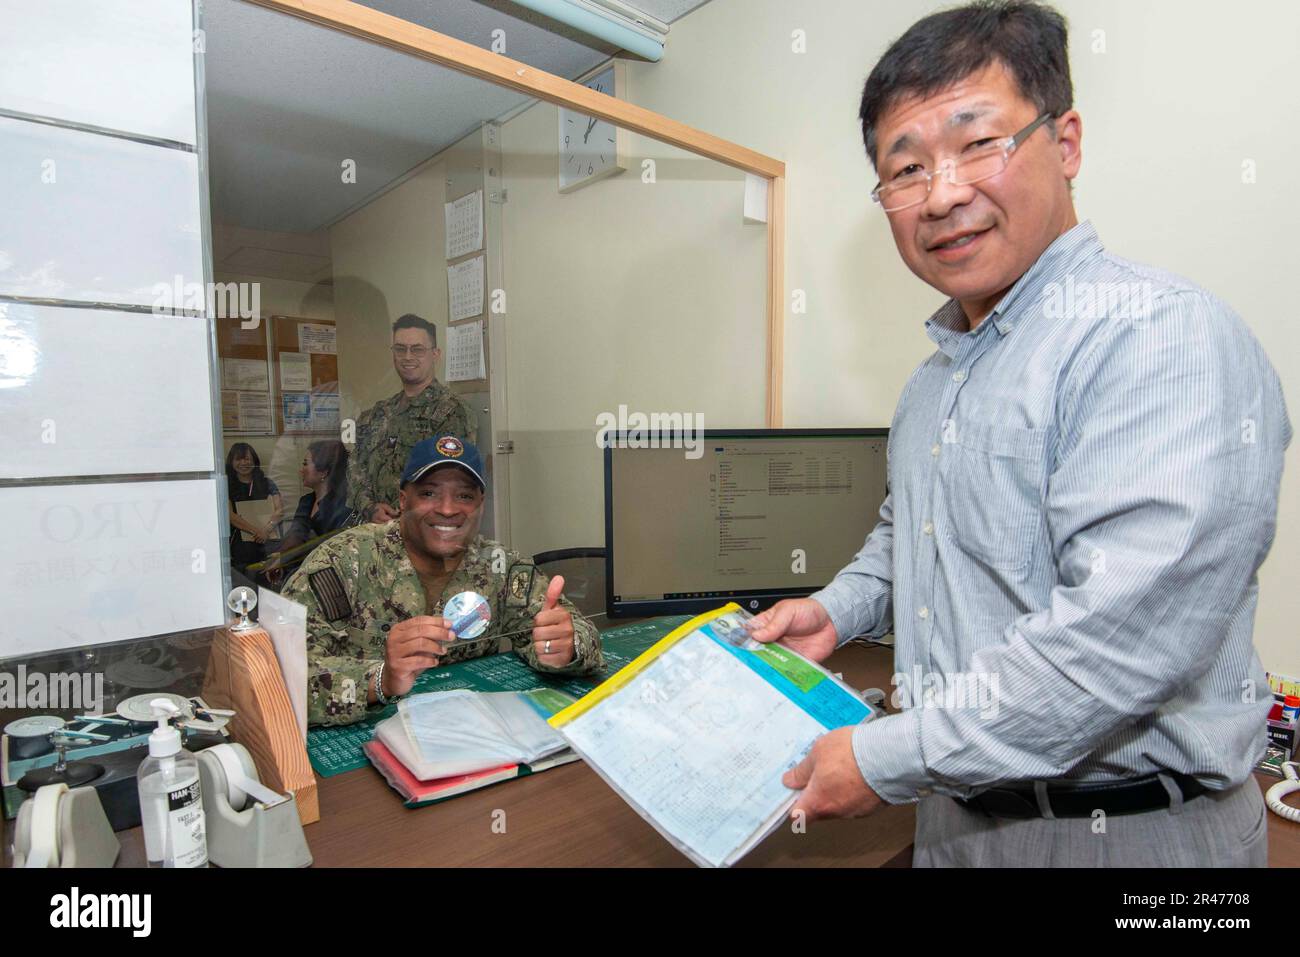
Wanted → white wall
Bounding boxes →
[329,159,449,423]
[499,104,767,555]
[605,0,1299,671]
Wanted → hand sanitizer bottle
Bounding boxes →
[137,699,208,868]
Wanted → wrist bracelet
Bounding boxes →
[374,662,390,706]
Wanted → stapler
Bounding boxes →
[11,783,120,868]
[196,743,312,868]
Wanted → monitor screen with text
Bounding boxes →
[605,430,889,617]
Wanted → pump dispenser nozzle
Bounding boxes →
[148,699,183,758]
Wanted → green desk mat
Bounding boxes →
[306,615,690,777]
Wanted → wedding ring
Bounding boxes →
[544,639,552,654]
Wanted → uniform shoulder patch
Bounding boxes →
[308,567,353,621]
[505,561,536,607]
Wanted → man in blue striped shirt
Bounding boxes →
[748,0,1290,866]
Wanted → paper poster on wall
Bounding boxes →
[221,390,240,431]
[446,320,486,382]
[447,254,485,323]
[228,325,265,346]
[298,323,336,354]
[444,189,484,259]
[283,393,311,432]
[310,392,341,433]
[279,351,311,392]
[221,356,268,392]
[235,391,272,432]
[220,390,272,433]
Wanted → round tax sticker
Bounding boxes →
[445,591,491,640]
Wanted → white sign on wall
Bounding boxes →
[0,303,216,478]
[0,479,227,658]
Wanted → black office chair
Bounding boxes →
[532,547,606,620]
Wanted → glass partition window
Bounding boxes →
[0,1,779,726]
[0,1,223,721]
[201,6,773,585]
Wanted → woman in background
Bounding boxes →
[226,442,283,571]
[281,439,351,553]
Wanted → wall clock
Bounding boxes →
[558,61,628,192]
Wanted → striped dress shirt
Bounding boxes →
[814,220,1291,804]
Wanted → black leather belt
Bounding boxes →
[955,771,1206,819]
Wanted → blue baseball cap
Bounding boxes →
[400,435,486,490]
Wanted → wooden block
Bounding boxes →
[202,627,319,826]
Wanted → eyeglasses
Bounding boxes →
[391,344,433,358]
[871,112,1054,212]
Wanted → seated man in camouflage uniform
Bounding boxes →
[285,435,603,726]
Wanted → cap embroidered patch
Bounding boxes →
[436,436,464,458]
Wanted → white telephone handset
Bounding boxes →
[1266,762,1300,823]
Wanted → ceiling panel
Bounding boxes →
[204,0,713,233]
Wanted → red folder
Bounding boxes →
[364,739,520,806]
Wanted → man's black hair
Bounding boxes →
[859,0,1073,169]
[392,313,437,348]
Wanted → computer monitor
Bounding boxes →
[604,428,889,618]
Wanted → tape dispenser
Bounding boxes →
[196,743,312,868]
[11,783,120,868]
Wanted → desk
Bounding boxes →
[8,642,1300,867]
[90,641,917,868]
[305,641,916,868]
